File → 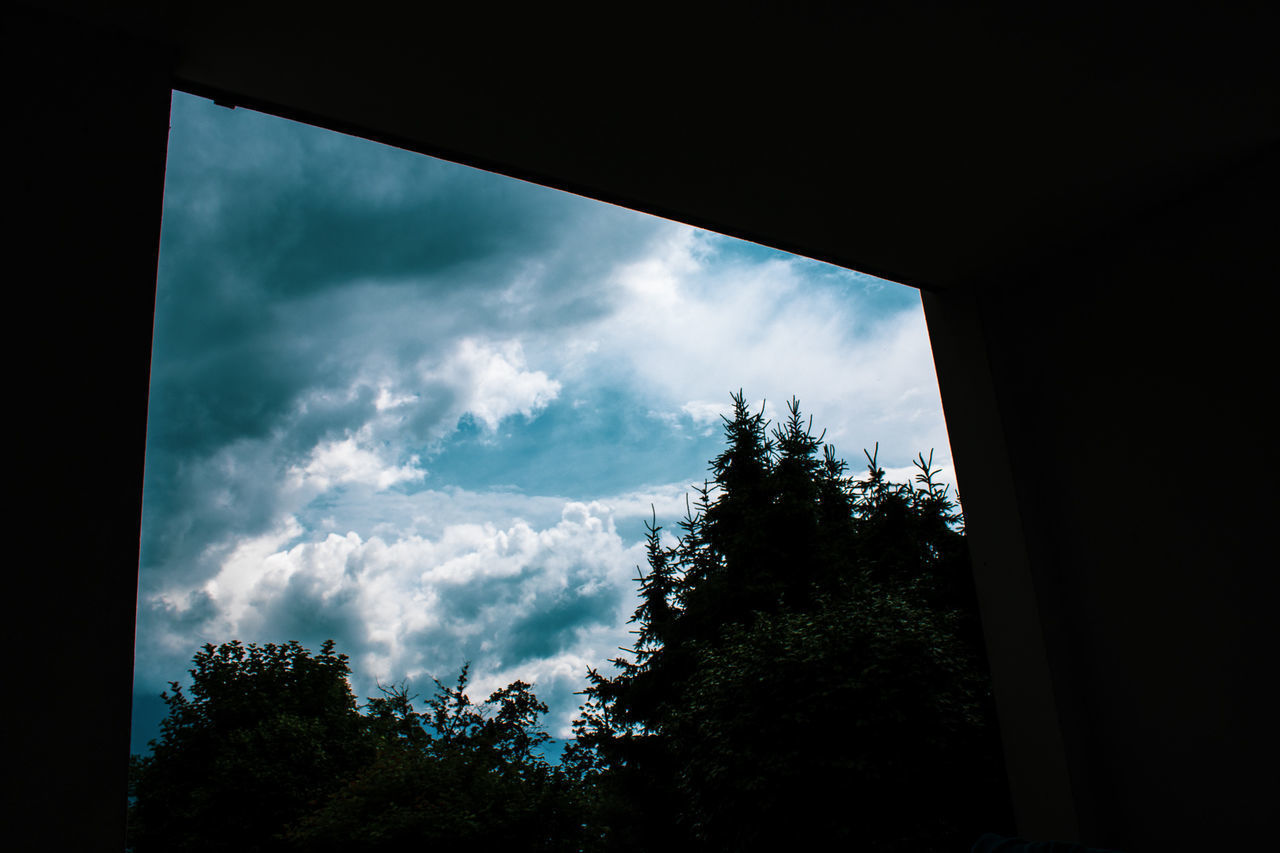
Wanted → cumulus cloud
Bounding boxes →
[421,339,561,433]
[290,438,425,492]
[538,226,953,481]
[681,399,730,429]
[140,332,560,577]
[139,501,641,739]
[140,94,666,590]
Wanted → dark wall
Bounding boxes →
[9,3,1275,849]
[925,148,1276,849]
[8,6,170,848]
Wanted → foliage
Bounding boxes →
[129,391,1013,852]
[126,640,370,852]
[129,646,591,852]
[285,665,590,852]
[571,392,1012,851]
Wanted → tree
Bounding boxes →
[127,640,370,852]
[285,665,590,852]
[572,392,1012,851]
[130,644,593,852]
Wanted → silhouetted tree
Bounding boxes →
[571,392,1011,851]
[286,665,590,852]
[127,640,370,852]
[129,645,592,852]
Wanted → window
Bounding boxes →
[133,90,953,761]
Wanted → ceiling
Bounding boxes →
[41,2,1280,289]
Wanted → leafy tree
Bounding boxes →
[130,644,592,852]
[571,392,1012,851]
[285,664,590,852]
[127,640,370,852]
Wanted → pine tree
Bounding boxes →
[572,392,1012,851]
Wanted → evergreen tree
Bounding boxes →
[572,392,1012,851]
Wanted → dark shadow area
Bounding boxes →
[12,2,1276,849]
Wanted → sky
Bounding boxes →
[131,91,954,756]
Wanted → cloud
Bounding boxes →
[137,500,642,739]
[534,227,952,477]
[681,399,730,428]
[420,339,561,433]
[140,93,674,587]
[289,437,425,492]
[140,333,565,592]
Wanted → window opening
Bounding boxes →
[134,90,955,766]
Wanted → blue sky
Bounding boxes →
[132,91,953,754]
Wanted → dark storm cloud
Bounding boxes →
[157,93,662,347]
[145,587,219,635]
[242,568,370,659]
[140,93,672,585]
[501,583,620,667]
[140,440,296,581]
[149,89,657,483]
[421,560,621,670]
[162,97,611,299]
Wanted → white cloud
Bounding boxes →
[548,228,952,473]
[421,338,560,432]
[198,517,310,628]
[681,399,728,426]
[593,480,709,528]
[374,384,418,412]
[289,436,426,491]
[139,499,643,739]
